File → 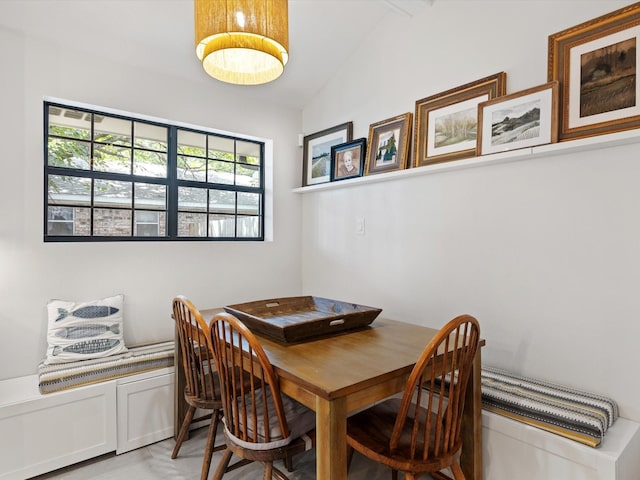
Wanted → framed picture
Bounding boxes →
[413,72,507,167]
[330,138,366,181]
[302,122,353,186]
[477,81,559,156]
[364,112,412,175]
[548,3,640,141]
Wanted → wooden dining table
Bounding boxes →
[175,311,484,480]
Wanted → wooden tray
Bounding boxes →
[223,296,382,344]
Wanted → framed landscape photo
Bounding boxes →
[330,138,366,181]
[413,72,507,167]
[477,81,559,156]
[302,122,353,186]
[548,3,640,141]
[364,112,412,176]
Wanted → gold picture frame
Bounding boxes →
[364,113,412,176]
[477,81,559,156]
[548,2,640,141]
[413,72,507,167]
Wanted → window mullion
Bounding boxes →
[167,126,178,237]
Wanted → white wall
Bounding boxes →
[300,1,640,420]
[0,3,303,380]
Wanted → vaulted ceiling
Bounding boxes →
[1,0,431,109]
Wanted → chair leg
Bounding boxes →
[200,410,222,480]
[271,464,290,480]
[212,449,233,480]
[391,469,398,480]
[283,453,293,472]
[450,462,465,480]
[171,405,196,459]
[263,462,273,480]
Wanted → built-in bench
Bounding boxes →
[481,367,640,480]
[0,342,176,480]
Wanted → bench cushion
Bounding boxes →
[38,341,174,394]
[481,366,618,447]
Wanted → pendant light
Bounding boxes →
[194,0,289,85]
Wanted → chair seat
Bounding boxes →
[347,398,462,473]
[225,390,316,451]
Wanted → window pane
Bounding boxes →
[93,208,132,236]
[134,122,167,151]
[72,207,92,235]
[207,159,234,185]
[48,138,91,169]
[135,183,166,210]
[209,214,235,237]
[47,206,74,236]
[178,187,207,212]
[133,150,167,177]
[134,210,161,237]
[178,130,206,157]
[208,135,234,161]
[94,116,132,146]
[237,192,260,215]
[94,180,132,207]
[93,144,131,173]
[236,163,260,187]
[209,189,235,214]
[237,216,261,238]
[178,212,207,237]
[177,156,206,181]
[48,175,91,205]
[48,107,91,140]
[237,140,261,165]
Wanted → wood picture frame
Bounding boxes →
[364,112,412,176]
[302,122,353,186]
[548,3,640,141]
[413,72,507,167]
[477,81,559,156]
[330,138,366,181]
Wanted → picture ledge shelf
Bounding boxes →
[293,128,640,194]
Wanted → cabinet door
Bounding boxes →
[116,370,174,454]
[0,380,116,480]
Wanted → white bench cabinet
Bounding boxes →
[0,375,117,480]
[482,410,640,480]
[0,367,175,480]
[116,368,175,454]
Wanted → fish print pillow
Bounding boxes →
[45,294,128,364]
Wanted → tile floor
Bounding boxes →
[34,426,437,479]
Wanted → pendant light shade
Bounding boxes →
[195,0,289,85]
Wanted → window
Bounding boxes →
[45,101,264,241]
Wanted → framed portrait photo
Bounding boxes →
[302,122,353,186]
[548,3,640,141]
[477,81,559,156]
[413,72,507,167]
[364,112,412,176]
[330,138,366,181]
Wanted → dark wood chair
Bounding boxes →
[346,314,480,480]
[171,296,229,480]
[208,311,316,480]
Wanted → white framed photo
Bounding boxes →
[477,81,559,156]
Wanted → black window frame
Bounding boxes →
[44,101,265,242]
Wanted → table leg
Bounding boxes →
[315,396,348,480]
[460,346,483,479]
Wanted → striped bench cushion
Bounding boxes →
[38,341,174,394]
[481,366,618,447]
